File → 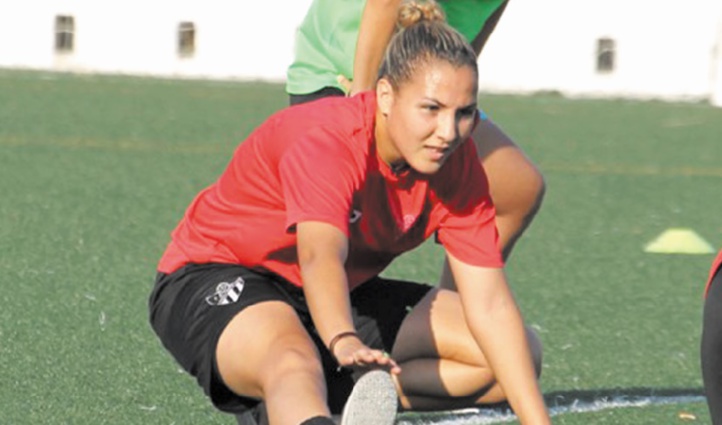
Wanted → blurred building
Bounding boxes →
[480,0,722,106]
[1,0,721,106]
[0,0,309,81]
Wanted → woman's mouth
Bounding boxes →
[425,146,447,161]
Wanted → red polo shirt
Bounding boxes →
[158,91,503,289]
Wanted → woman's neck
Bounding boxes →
[374,111,407,172]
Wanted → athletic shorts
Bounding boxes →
[148,262,432,414]
[289,86,345,106]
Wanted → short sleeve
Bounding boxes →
[279,126,360,236]
[434,141,504,268]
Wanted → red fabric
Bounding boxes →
[706,251,722,297]
[158,91,503,290]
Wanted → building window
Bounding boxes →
[55,15,75,53]
[596,38,615,73]
[178,22,196,58]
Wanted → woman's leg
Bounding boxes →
[702,268,722,424]
[391,288,542,410]
[217,300,331,425]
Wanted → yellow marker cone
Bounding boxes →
[644,228,716,254]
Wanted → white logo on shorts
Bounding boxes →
[349,209,362,224]
[205,277,245,306]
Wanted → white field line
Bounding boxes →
[395,394,706,424]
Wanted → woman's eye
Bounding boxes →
[423,104,439,112]
[459,107,476,118]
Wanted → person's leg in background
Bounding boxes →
[702,267,722,424]
[439,113,545,289]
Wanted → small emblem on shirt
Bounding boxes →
[402,214,416,231]
[205,277,245,306]
[349,209,362,224]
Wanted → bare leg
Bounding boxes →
[440,118,545,289]
[217,301,331,425]
[391,288,542,411]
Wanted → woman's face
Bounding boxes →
[376,60,479,175]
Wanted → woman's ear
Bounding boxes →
[376,78,394,116]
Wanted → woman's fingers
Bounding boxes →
[336,74,352,94]
[337,345,401,374]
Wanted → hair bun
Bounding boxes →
[379,0,476,88]
[397,0,446,29]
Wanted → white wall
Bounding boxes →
[479,0,722,104]
[710,12,722,106]
[1,0,722,105]
[0,0,312,80]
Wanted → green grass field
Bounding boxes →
[1,69,720,424]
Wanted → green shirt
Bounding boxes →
[286,0,506,95]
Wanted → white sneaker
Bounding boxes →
[340,370,398,425]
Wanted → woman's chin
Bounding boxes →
[411,161,443,175]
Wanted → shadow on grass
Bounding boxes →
[396,387,707,424]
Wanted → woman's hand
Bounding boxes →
[332,334,401,375]
[336,75,357,96]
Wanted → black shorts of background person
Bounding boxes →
[702,265,722,424]
[290,87,345,106]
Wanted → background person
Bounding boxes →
[702,250,722,424]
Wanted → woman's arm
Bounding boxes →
[447,251,550,424]
[297,220,400,373]
[346,0,402,96]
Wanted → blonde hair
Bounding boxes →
[396,0,446,28]
[378,0,478,88]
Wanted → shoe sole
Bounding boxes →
[340,370,398,425]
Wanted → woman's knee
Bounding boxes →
[473,122,546,220]
[500,155,546,222]
[258,343,325,388]
[523,165,546,231]
[216,302,321,398]
[222,333,325,402]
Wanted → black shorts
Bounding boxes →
[289,86,345,106]
[148,263,432,414]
